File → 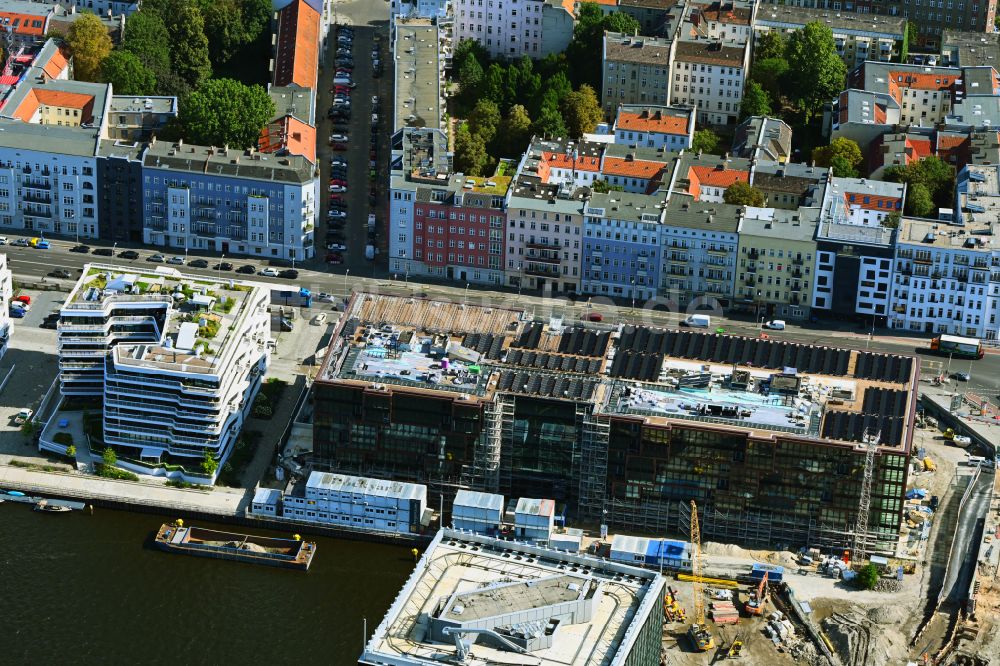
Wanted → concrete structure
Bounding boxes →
[752,6,904,68]
[682,0,757,44]
[140,141,318,262]
[612,104,695,151]
[848,62,970,128]
[618,0,682,36]
[453,0,574,59]
[732,116,792,163]
[829,89,901,158]
[736,206,820,320]
[0,253,10,360]
[451,489,504,534]
[391,0,449,18]
[106,96,177,142]
[360,529,667,665]
[52,264,271,473]
[96,139,145,243]
[313,292,918,553]
[279,471,428,534]
[251,487,281,516]
[513,496,556,541]
[670,38,750,125]
[55,0,139,15]
[602,32,676,115]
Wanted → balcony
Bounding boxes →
[914,256,933,265]
[748,250,759,260]
[893,304,906,313]
[744,276,756,286]
[23,180,51,190]
[525,266,560,278]
[526,241,560,250]
[24,208,53,219]
[668,267,687,277]
[791,269,802,279]
[22,192,51,204]
[705,274,726,283]
[792,257,804,266]
[707,247,729,256]
[525,252,560,264]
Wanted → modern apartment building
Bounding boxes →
[313,292,918,554]
[602,32,676,115]
[670,39,750,125]
[0,254,11,360]
[452,0,574,59]
[736,206,819,320]
[140,140,318,262]
[611,104,695,150]
[54,265,271,472]
[813,219,897,322]
[850,62,967,128]
[753,6,904,69]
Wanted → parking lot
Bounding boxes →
[316,5,392,277]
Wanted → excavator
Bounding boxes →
[743,571,769,616]
[664,586,686,622]
[727,633,745,658]
[686,500,715,652]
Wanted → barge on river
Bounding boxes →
[154,523,316,570]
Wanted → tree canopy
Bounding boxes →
[101,50,157,95]
[498,105,533,157]
[163,1,213,87]
[566,4,640,89]
[66,13,113,82]
[723,182,766,207]
[829,155,859,178]
[751,57,789,102]
[813,137,863,172]
[454,123,491,176]
[561,84,603,138]
[856,563,880,590]
[692,128,721,154]
[468,99,501,143]
[785,22,847,120]
[905,183,935,217]
[179,78,274,149]
[883,156,955,209]
[755,31,786,61]
[740,81,771,120]
[121,11,172,80]
[198,0,271,65]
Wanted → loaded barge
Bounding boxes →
[154,522,316,570]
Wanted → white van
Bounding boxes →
[967,456,987,468]
[682,314,711,328]
[764,320,786,330]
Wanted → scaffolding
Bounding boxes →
[852,428,881,558]
[496,392,518,495]
[577,405,610,522]
[467,394,511,492]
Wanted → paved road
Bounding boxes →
[942,469,994,608]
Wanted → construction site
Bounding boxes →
[303,293,1000,666]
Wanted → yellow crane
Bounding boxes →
[687,499,715,652]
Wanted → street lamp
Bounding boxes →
[464,283,470,306]
[344,268,350,298]
[112,241,117,258]
[218,253,225,281]
[630,279,636,312]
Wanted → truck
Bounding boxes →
[682,314,711,328]
[929,334,984,359]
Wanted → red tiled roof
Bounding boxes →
[41,46,70,80]
[844,193,901,211]
[0,11,49,37]
[616,110,688,135]
[889,71,955,92]
[258,115,316,163]
[906,136,933,160]
[541,151,602,173]
[273,0,320,90]
[936,134,966,152]
[601,156,668,179]
[689,164,749,189]
[13,88,94,122]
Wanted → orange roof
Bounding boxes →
[616,110,688,135]
[936,134,967,152]
[601,156,668,179]
[258,115,316,163]
[844,193,901,211]
[0,12,48,37]
[541,151,602,173]
[689,164,749,189]
[906,136,933,160]
[588,0,619,5]
[40,46,70,80]
[889,71,955,92]
[273,0,320,90]
[13,88,94,122]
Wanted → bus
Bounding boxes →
[929,335,984,360]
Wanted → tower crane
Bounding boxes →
[686,499,715,652]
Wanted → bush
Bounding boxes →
[102,447,118,467]
[94,464,139,482]
[252,392,273,419]
[65,444,76,459]
[855,563,880,590]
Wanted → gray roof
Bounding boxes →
[507,175,591,213]
[98,139,144,161]
[143,140,316,184]
[673,40,747,67]
[0,117,100,156]
[393,18,442,132]
[739,207,820,242]
[305,471,427,501]
[732,116,793,161]
[816,220,894,246]
[755,5,904,36]
[604,32,674,66]
[453,489,504,512]
[661,194,742,232]
[109,96,177,115]
[268,86,314,125]
[941,30,1000,68]
[585,190,667,224]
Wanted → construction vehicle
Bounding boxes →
[743,571,769,616]
[727,635,745,658]
[686,500,715,652]
[664,586,686,622]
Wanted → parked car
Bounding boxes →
[330,133,349,144]
[92,247,114,256]
[259,267,280,277]
[148,253,165,262]
[35,240,51,249]
[328,210,347,219]
[236,264,256,274]
[583,311,603,322]
[188,258,209,268]
[329,184,347,193]
[311,313,328,326]
[14,295,31,306]
[763,320,786,330]
[49,269,72,279]
[119,250,140,260]
[317,292,336,303]
[167,256,185,265]
[952,372,970,381]
[331,157,347,167]
[71,244,91,253]
[9,306,25,318]
[214,261,233,271]
[327,243,347,251]
[0,237,7,245]
[279,269,299,279]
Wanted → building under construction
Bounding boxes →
[312,293,918,554]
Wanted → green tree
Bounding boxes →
[452,38,489,74]
[179,78,275,149]
[882,210,902,229]
[751,56,790,102]
[199,0,271,65]
[884,156,955,208]
[533,99,568,138]
[905,183,935,217]
[498,104,532,157]
[456,52,484,112]
[906,21,919,46]
[513,57,541,114]
[856,563,880,590]
[592,179,611,193]
[66,13,113,81]
[785,21,847,120]
[468,99,501,143]
[561,84,603,138]
[167,2,212,87]
[65,444,77,458]
[566,4,640,89]
[454,123,491,176]
[200,448,219,475]
[755,31,786,61]
[723,182,766,207]
[813,137,864,172]
[484,63,507,107]
[100,50,157,95]
[829,155,859,178]
[121,11,172,81]
[692,128,721,154]
[740,81,771,119]
[103,446,118,467]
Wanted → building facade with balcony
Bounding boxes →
[736,207,819,320]
[612,104,695,151]
[582,191,666,301]
[141,141,317,262]
[812,220,896,322]
[54,264,272,473]
[452,0,574,59]
[602,32,676,116]
[670,39,750,126]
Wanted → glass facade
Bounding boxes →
[503,397,580,505]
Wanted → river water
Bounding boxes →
[0,504,414,665]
